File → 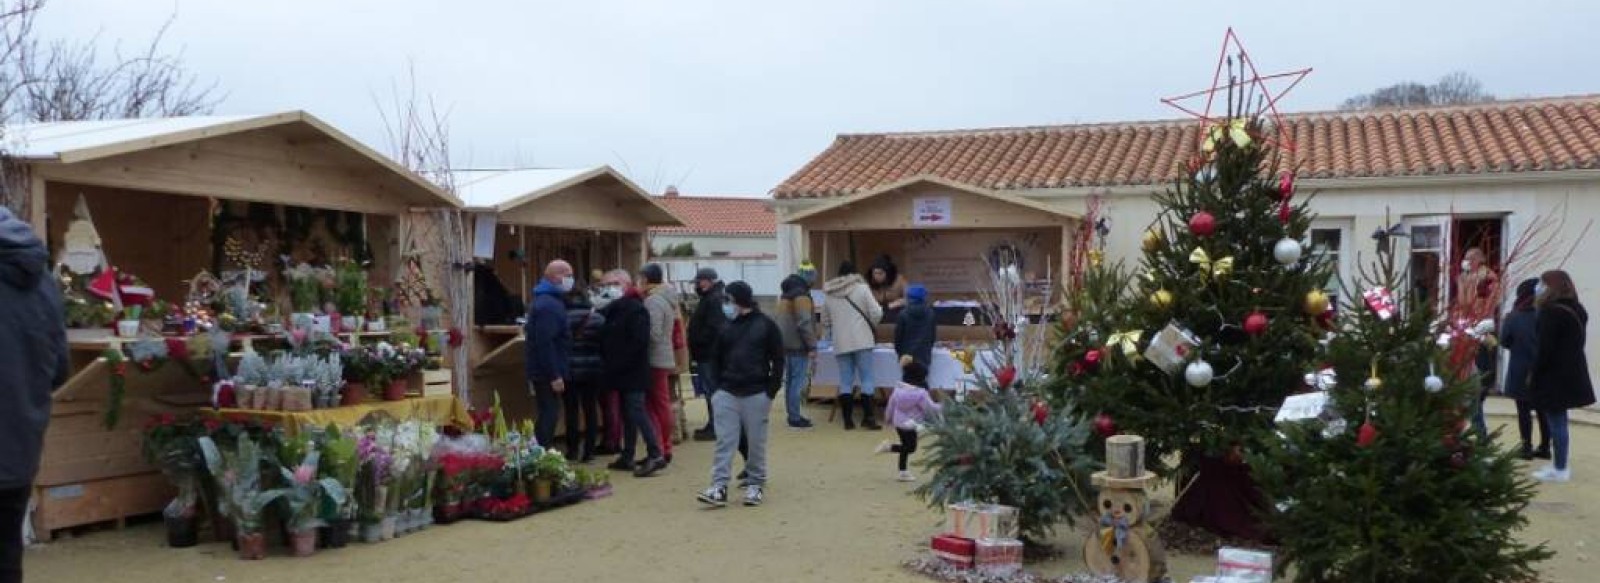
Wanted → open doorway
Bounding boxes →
[1452,217,1504,306]
[1402,215,1506,313]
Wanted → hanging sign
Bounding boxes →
[912,196,953,227]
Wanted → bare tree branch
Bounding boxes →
[375,60,455,194]
[1340,72,1495,111]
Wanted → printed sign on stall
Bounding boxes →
[913,196,952,227]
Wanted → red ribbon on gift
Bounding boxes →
[1362,287,1396,320]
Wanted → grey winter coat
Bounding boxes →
[0,208,69,489]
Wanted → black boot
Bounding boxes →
[840,393,856,430]
[860,394,882,431]
[1533,444,1553,460]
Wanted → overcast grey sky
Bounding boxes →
[37,0,1600,196]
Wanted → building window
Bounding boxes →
[1408,224,1445,310]
[1309,222,1350,304]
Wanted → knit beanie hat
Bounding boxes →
[726,281,756,308]
[641,263,664,284]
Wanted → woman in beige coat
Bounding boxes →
[822,261,883,430]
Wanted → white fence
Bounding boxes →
[656,258,783,296]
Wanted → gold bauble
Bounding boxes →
[1304,289,1330,315]
[1150,289,1174,310]
[1364,376,1383,391]
[1088,249,1104,267]
[1142,229,1164,252]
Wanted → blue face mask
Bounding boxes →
[722,303,737,320]
[1536,282,1548,298]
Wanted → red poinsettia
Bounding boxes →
[1031,401,1049,426]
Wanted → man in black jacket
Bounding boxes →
[564,290,605,463]
[697,281,783,508]
[688,267,727,441]
[0,208,69,583]
[597,270,666,478]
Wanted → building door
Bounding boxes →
[1403,216,1451,312]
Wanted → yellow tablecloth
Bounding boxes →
[205,396,472,435]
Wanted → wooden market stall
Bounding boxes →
[454,166,684,417]
[3,112,465,539]
[783,175,1079,396]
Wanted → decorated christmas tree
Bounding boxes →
[1051,42,1329,540]
[1250,236,1550,582]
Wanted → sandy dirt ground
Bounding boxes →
[23,400,1598,583]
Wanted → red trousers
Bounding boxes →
[649,368,674,458]
[602,390,622,449]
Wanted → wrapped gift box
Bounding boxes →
[945,502,977,538]
[1216,547,1273,583]
[974,537,1023,575]
[1144,323,1198,373]
[931,533,975,568]
[974,504,1019,541]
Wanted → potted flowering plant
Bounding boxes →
[142,414,203,547]
[531,450,570,504]
[355,430,393,543]
[372,342,426,401]
[198,435,285,560]
[276,448,346,557]
[318,426,359,548]
[333,259,369,332]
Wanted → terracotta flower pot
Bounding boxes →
[341,382,366,406]
[289,529,318,557]
[236,532,268,560]
[383,379,408,401]
[533,478,554,504]
[164,514,198,548]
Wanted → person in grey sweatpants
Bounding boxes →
[697,281,784,508]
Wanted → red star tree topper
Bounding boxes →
[1159,27,1311,154]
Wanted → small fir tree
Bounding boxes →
[1251,239,1549,583]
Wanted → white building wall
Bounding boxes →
[777,175,1600,388]
[650,233,777,258]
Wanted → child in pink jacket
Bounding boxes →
[876,362,942,481]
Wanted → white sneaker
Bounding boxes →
[897,470,916,482]
[743,485,764,506]
[874,440,894,455]
[1532,465,1571,483]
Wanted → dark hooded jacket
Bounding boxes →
[894,296,936,367]
[566,294,606,387]
[688,280,727,362]
[775,275,816,353]
[599,289,652,393]
[523,280,571,383]
[1498,279,1540,401]
[1530,297,1597,410]
[0,208,68,489]
[707,307,785,398]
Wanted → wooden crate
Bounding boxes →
[421,369,453,397]
[30,472,173,542]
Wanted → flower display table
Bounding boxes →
[204,395,471,436]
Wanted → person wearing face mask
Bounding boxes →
[1454,248,1501,437]
[563,285,606,462]
[596,270,667,477]
[1528,270,1595,483]
[698,281,784,507]
[688,267,729,441]
[591,277,625,455]
[525,259,574,450]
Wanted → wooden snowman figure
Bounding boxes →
[1083,434,1167,582]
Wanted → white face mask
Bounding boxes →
[560,276,575,292]
[594,285,623,306]
[1536,282,1548,298]
[1460,260,1473,272]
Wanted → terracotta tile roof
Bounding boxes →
[649,195,776,236]
[773,95,1600,199]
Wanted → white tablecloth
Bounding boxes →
[812,346,965,390]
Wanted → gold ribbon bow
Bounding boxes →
[1203,118,1253,152]
[1189,247,1235,280]
[1106,330,1143,360]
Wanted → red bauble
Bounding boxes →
[1083,349,1103,370]
[1449,451,1467,469]
[995,366,1017,390]
[1031,401,1050,427]
[1189,211,1217,237]
[1243,311,1269,336]
[1093,413,1117,438]
[1356,421,1379,448]
[1068,361,1086,377]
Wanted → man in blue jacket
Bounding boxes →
[525,259,574,450]
[0,208,69,583]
